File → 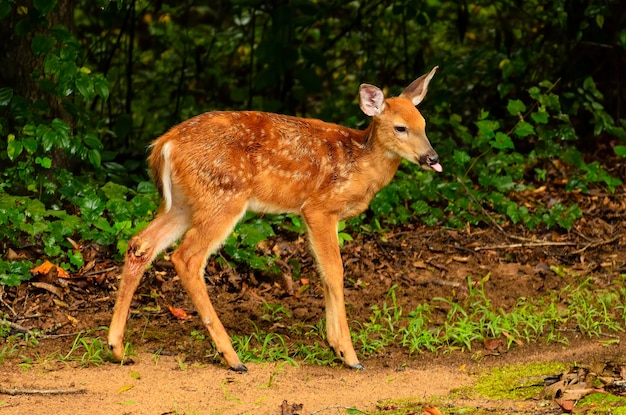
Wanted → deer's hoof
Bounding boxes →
[351,362,365,371]
[230,364,248,373]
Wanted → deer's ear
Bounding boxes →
[400,66,439,106]
[359,84,385,117]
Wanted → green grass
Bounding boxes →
[2,273,624,369]
[227,273,625,365]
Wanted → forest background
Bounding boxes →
[0,0,625,285]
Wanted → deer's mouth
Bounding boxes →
[418,153,442,172]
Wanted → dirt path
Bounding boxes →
[0,355,470,414]
[1,337,623,415]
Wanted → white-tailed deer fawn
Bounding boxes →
[108,67,442,371]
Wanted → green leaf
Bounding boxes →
[476,119,499,139]
[84,134,103,150]
[530,111,549,124]
[78,194,106,221]
[93,75,110,100]
[514,121,535,138]
[88,149,101,168]
[51,24,73,42]
[44,54,61,75]
[619,29,626,50]
[136,181,157,194]
[31,33,55,56]
[490,132,514,150]
[237,220,275,247]
[506,99,526,116]
[75,73,94,99]
[411,200,429,215]
[7,136,23,160]
[0,2,11,20]
[0,260,35,286]
[36,156,52,168]
[22,137,38,154]
[453,149,471,166]
[595,14,604,29]
[15,19,32,36]
[614,145,626,157]
[67,249,84,268]
[51,118,71,133]
[528,86,541,100]
[42,129,59,151]
[33,0,58,15]
[0,87,13,106]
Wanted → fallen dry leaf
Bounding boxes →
[30,281,64,299]
[66,237,80,250]
[168,305,192,320]
[6,248,27,260]
[30,260,70,279]
[484,338,504,350]
[413,260,427,268]
[556,398,575,412]
[423,405,445,415]
[280,400,308,415]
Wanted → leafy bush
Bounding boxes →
[364,78,623,231]
[1,0,625,286]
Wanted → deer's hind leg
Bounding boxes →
[109,204,191,362]
[170,196,249,371]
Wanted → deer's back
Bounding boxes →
[148,111,383,217]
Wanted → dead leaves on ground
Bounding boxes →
[544,363,626,413]
[280,400,308,415]
[167,305,192,320]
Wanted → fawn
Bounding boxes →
[108,67,442,371]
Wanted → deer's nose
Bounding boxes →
[424,152,442,172]
[427,154,439,166]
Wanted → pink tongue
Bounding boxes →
[431,163,443,173]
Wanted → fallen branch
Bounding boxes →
[474,241,577,251]
[0,320,35,335]
[0,387,87,396]
[81,266,118,277]
[0,320,84,340]
[311,405,367,414]
[572,235,621,254]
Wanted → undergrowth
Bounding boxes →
[1,273,624,367]
[1,0,625,289]
[1,78,624,286]
[225,274,625,365]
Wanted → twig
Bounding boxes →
[0,320,35,335]
[0,286,17,317]
[456,177,506,234]
[572,235,621,254]
[311,405,367,415]
[81,265,118,277]
[0,387,87,396]
[1,320,85,340]
[474,241,577,251]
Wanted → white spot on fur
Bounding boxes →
[161,142,173,212]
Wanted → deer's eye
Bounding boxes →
[394,126,407,133]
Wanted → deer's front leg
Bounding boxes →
[304,211,363,369]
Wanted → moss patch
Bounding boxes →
[578,392,626,414]
[463,361,568,400]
